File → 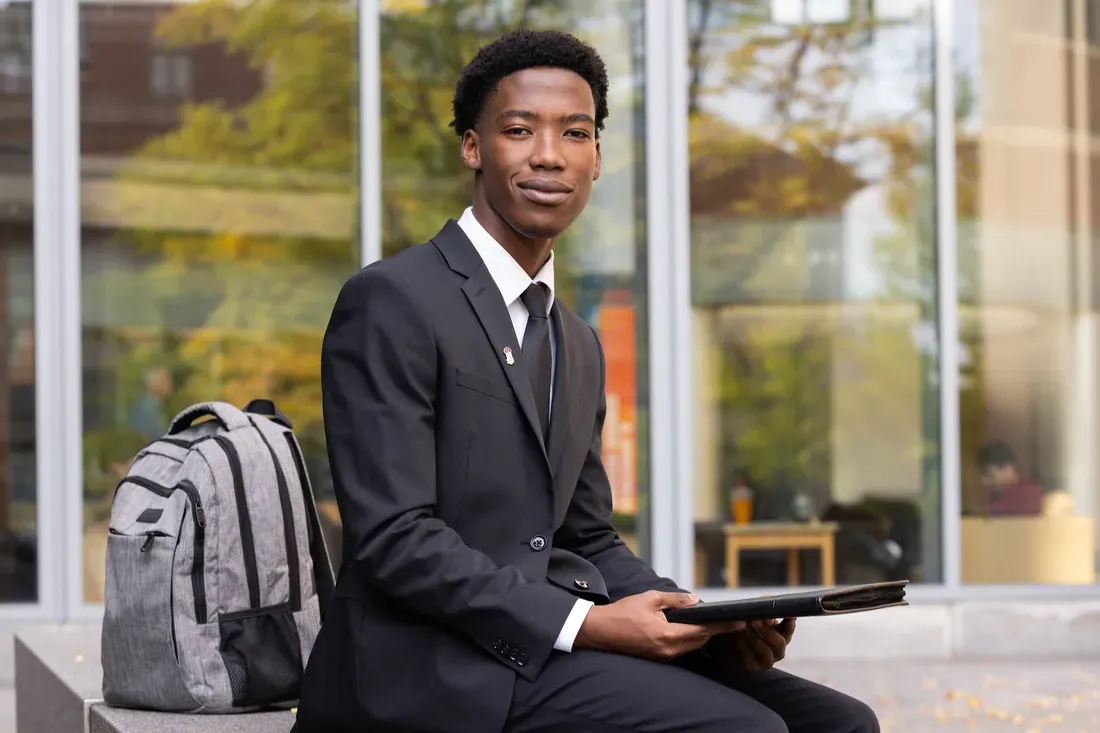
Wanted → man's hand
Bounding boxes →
[706,618,796,676]
[573,590,746,661]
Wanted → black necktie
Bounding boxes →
[520,282,552,440]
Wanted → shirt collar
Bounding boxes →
[457,206,555,314]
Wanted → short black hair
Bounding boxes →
[978,440,1016,468]
[450,29,609,138]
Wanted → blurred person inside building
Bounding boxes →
[976,440,1043,517]
[128,365,174,443]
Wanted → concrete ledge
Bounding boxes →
[954,601,1100,658]
[760,601,1100,661]
[13,623,295,732]
[88,704,294,733]
[756,598,1100,660]
[784,604,952,660]
[14,625,103,733]
[11,601,1099,731]
[1,627,16,686]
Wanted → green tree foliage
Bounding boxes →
[96,0,360,433]
[84,1,360,513]
[687,0,942,499]
[88,0,647,503]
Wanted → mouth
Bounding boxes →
[517,179,573,206]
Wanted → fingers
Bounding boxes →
[668,623,712,639]
[703,620,747,634]
[655,624,712,659]
[741,629,777,670]
[748,616,783,629]
[661,618,744,661]
[729,631,771,672]
[777,617,796,641]
[750,624,787,663]
[661,616,713,640]
[659,614,734,655]
[649,590,700,609]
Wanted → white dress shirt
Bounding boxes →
[457,206,593,653]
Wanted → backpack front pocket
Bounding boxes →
[112,476,208,623]
[101,492,199,712]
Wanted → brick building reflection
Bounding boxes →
[0,1,261,601]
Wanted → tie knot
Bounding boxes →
[520,282,549,320]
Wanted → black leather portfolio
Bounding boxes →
[663,580,908,624]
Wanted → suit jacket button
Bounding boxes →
[492,639,503,652]
[574,578,589,590]
[529,535,546,551]
[516,653,528,666]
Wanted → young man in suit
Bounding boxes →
[295,28,879,733]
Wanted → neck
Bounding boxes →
[471,192,553,278]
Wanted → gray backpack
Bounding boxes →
[101,399,335,713]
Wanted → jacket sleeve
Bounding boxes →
[321,268,578,680]
[552,325,687,600]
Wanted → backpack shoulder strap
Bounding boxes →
[279,421,337,622]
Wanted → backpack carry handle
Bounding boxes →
[243,398,293,430]
[167,401,252,434]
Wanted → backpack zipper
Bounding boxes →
[115,476,208,624]
[140,532,168,552]
[213,436,261,610]
[159,437,195,449]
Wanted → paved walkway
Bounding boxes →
[2,661,1097,733]
[789,661,1100,733]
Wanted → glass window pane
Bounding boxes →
[0,0,34,604]
[379,1,650,559]
[957,0,1098,585]
[79,0,361,603]
[688,0,941,588]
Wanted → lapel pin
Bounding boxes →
[503,346,515,365]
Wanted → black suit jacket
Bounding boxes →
[294,221,679,732]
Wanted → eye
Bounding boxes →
[504,127,530,137]
[565,129,592,140]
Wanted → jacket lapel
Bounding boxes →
[434,221,550,465]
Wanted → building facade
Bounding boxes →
[0,0,1098,664]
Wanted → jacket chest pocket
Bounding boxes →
[454,368,517,406]
[450,367,527,483]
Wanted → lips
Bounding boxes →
[517,179,573,206]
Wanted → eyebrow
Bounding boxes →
[497,109,595,126]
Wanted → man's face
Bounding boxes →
[461,66,601,239]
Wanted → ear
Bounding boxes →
[593,139,602,181]
[461,129,482,172]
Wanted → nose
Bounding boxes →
[528,130,565,171]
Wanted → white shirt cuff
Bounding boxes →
[553,599,594,652]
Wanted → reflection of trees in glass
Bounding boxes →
[87,0,360,501]
[872,63,983,527]
[378,1,649,536]
[951,69,987,513]
[689,1,868,297]
[378,0,645,306]
[688,1,937,500]
[716,320,832,489]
